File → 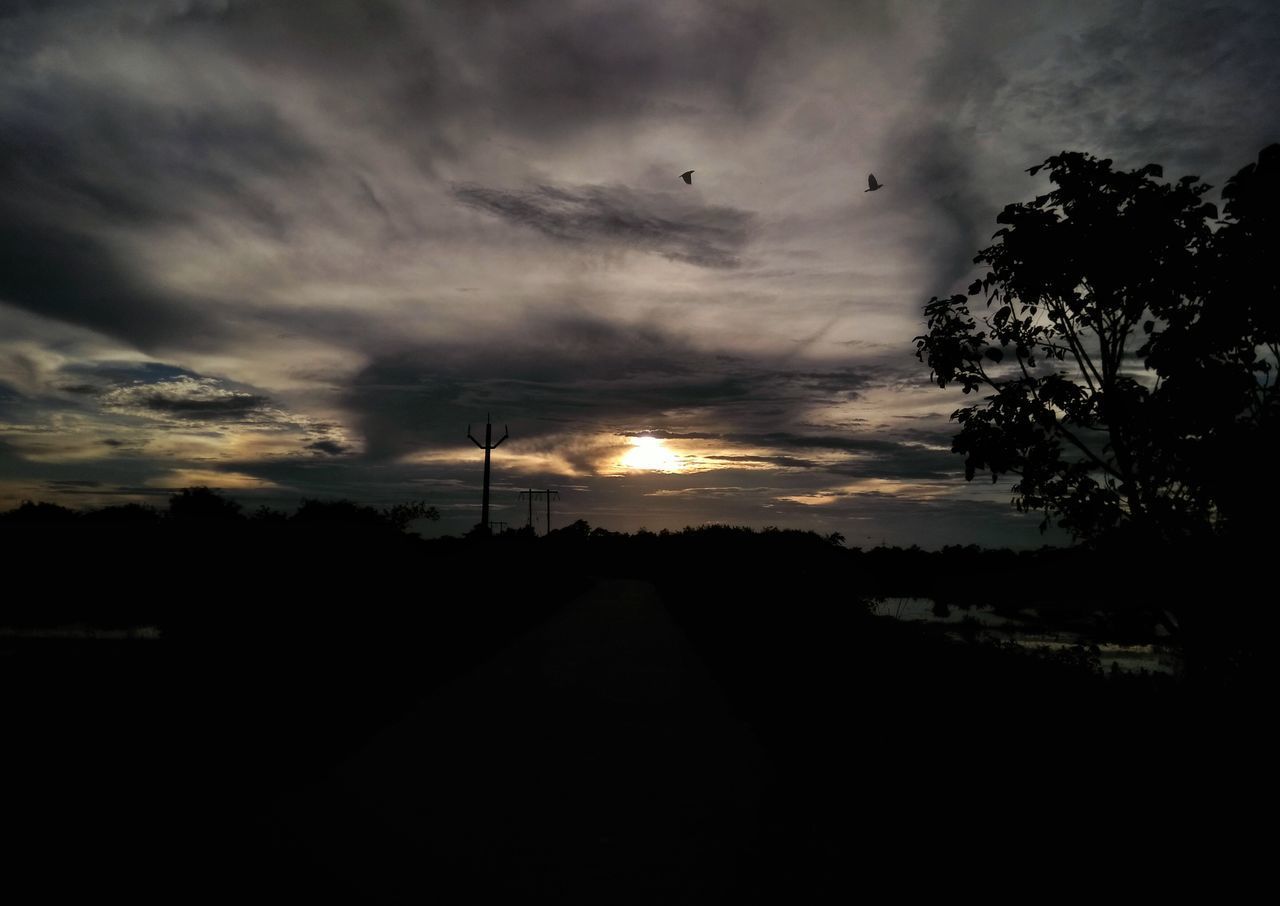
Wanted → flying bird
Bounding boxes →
[865,174,883,192]
[680,170,695,184]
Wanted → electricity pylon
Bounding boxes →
[519,488,560,536]
[467,414,507,532]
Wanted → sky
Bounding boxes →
[2,0,1278,545]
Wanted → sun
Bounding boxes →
[619,435,683,472]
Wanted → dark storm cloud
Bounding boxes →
[450,1,781,133]
[702,454,823,469]
[0,217,214,350]
[156,0,783,154]
[893,0,1280,297]
[892,121,993,296]
[438,0,780,141]
[893,423,962,448]
[0,79,308,229]
[153,0,458,164]
[307,440,350,456]
[0,50,316,349]
[696,431,961,481]
[97,375,276,423]
[454,183,755,269]
[346,314,871,460]
[748,432,899,454]
[58,384,103,397]
[134,391,269,419]
[1016,1,1280,173]
[827,447,960,482]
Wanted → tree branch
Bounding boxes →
[1049,294,1103,391]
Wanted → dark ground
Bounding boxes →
[5,529,1272,902]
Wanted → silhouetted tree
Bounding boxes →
[0,500,79,524]
[292,498,388,530]
[549,519,591,539]
[167,486,244,522]
[288,498,439,537]
[81,503,162,526]
[1154,144,1280,534]
[248,504,289,524]
[915,145,1279,543]
[381,501,440,531]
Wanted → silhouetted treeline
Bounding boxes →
[0,488,438,627]
[3,489,1264,684]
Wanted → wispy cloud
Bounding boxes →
[454,183,755,268]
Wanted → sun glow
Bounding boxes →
[619,435,684,472]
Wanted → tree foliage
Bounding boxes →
[168,485,244,522]
[916,145,1279,542]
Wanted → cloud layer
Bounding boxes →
[2,0,1278,544]
[454,183,754,268]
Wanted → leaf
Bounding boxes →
[1026,164,1044,176]
[1143,320,1155,334]
[985,347,1004,363]
[968,279,983,295]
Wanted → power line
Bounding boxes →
[518,488,560,536]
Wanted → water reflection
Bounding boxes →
[0,625,161,640]
[871,597,1176,674]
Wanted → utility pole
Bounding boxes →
[518,488,560,536]
[467,414,507,532]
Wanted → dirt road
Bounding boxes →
[269,579,764,903]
